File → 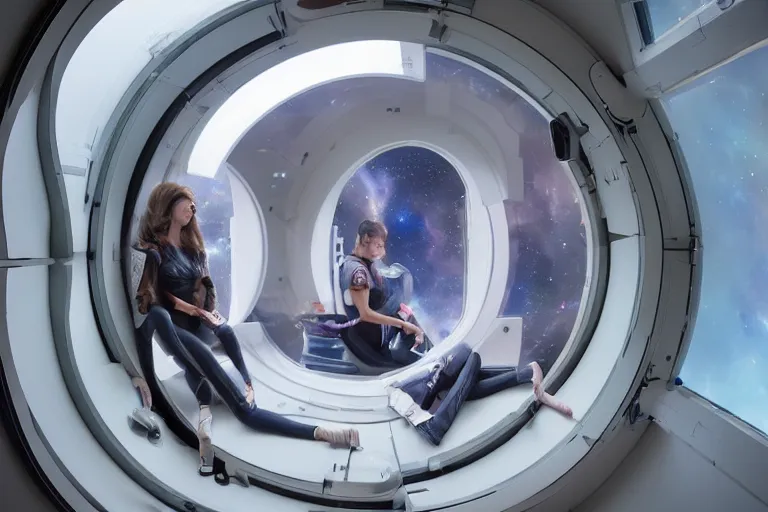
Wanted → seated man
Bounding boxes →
[388,343,573,446]
[339,219,431,366]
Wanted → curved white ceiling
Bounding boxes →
[189,40,426,178]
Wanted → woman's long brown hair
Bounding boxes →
[137,182,205,253]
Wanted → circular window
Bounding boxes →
[215,42,589,376]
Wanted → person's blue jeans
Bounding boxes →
[395,343,534,445]
[144,306,316,440]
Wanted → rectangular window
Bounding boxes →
[644,0,713,41]
[661,41,768,435]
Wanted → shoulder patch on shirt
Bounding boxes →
[350,266,370,289]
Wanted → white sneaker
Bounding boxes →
[388,387,433,426]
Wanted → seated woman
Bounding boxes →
[387,343,573,446]
[135,182,359,475]
[339,220,430,367]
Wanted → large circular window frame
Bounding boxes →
[25,2,686,511]
[121,36,604,401]
[104,30,611,500]
[96,1,638,500]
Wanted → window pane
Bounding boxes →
[56,0,244,172]
[662,43,768,434]
[332,146,467,343]
[644,0,713,41]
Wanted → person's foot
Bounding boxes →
[245,383,254,405]
[314,427,361,448]
[538,391,573,418]
[530,362,544,399]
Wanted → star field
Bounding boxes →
[664,44,768,433]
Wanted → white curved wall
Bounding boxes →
[227,164,266,324]
[3,86,50,259]
[32,3,701,512]
[2,1,766,512]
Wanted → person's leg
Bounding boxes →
[348,321,385,352]
[388,346,482,446]
[196,404,214,475]
[144,307,217,474]
[414,352,482,445]
[390,342,473,413]
[182,370,215,405]
[231,406,359,447]
[209,324,251,386]
[344,322,401,370]
[392,364,440,409]
[466,365,534,401]
[152,312,360,446]
[470,360,572,417]
[178,373,217,475]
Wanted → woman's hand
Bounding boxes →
[245,382,254,405]
[165,292,200,317]
[401,321,424,345]
[199,309,226,328]
[184,304,201,316]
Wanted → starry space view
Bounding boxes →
[183,48,588,372]
[664,43,768,435]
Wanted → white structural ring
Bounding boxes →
[0,1,694,511]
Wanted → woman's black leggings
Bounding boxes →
[144,306,316,440]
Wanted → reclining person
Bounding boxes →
[339,219,430,367]
[388,343,573,446]
[134,182,359,475]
